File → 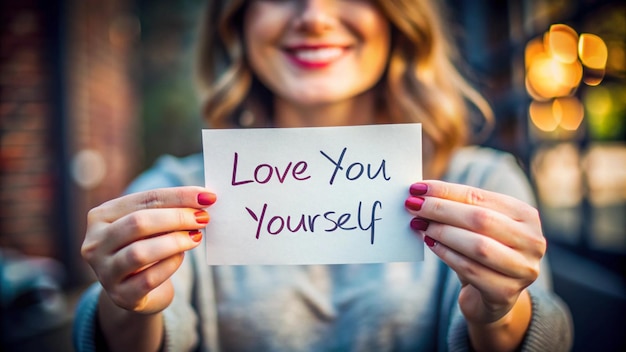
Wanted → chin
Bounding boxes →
[290,88,359,104]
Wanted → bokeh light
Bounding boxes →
[530,100,560,132]
[583,144,626,206]
[549,24,579,64]
[71,149,107,190]
[531,143,584,207]
[579,33,609,69]
[584,84,626,140]
[525,37,545,70]
[554,97,585,131]
[528,97,585,132]
[525,24,609,134]
[527,53,582,99]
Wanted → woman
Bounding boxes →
[74,1,573,351]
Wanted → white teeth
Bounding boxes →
[293,47,343,62]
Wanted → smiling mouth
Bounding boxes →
[285,46,347,68]
[293,47,344,62]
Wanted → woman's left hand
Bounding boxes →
[405,180,546,325]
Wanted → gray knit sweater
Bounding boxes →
[73,147,573,351]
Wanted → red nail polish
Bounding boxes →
[410,218,429,231]
[189,230,202,242]
[405,197,424,211]
[410,183,428,196]
[198,193,217,206]
[195,211,209,224]
[424,235,437,248]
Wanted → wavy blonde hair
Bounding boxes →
[196,0,492,178]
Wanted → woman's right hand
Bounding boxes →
[81,186,217,315]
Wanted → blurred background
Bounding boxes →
[1,0,624,351]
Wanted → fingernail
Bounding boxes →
[195,210,209,224]
[189,230,202,242]
[410,218,429,231]
[424,235,437,248]
[198,192,217,206]
[410,183,428,196]
[405,197,424,211]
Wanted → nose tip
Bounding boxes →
[293,0,335,33]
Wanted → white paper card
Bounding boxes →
[202,123,423,265]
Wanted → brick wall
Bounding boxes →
[1,1,59,257]
[1,0,139,285]
[64,0,140,283]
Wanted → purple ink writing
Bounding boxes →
[245,200,383,244]
[231,152,311,186]
[320,147,391,185]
